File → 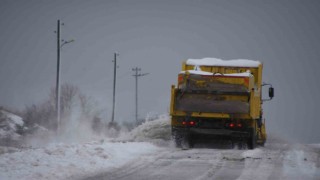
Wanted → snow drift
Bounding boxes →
[0,109,24,144]
[0,114,171,180]
[117,114,171,146]
[0,141,160,180]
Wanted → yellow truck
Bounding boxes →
[170,58,274,149]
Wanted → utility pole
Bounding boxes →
[55,20,74,134]
[111,53,119,123]
[132,67,149,125]
[56,20,61,133]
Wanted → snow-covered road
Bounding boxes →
[82,141,320,180]
[1,117,319,180]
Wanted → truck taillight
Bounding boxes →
[182,121,196,126]
[226,122,243,128]
[178,75,184,83]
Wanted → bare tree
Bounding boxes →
[22,83,102,134]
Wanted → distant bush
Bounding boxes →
[22,83,102,134]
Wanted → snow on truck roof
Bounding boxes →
[186,58,261,67]
[180,70,253,77]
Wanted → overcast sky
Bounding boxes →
[1,0,320,143]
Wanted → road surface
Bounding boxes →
[82,140,320,180]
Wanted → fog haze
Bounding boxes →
[1,0,320,143]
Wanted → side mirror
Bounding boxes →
[269,87,274,99]
[262,83,274,102]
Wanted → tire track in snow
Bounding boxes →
[196,150,245,180]
[84,148,228,180]
[80,143,320,180]
[83,149,171,180]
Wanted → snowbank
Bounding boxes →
[0,109,24,141]
[187,58,261,67]
[0,141,160,180]
[0,114,170,180]
[117,115,171,146]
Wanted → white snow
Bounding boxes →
[225,72,252,77]
[1,112,319,180]
[242,148,264,159]
[180,61,253,77]
[180,70,253,77]
[117,115,171,146]
[0,115,170,180]
[236,143,320,180]
[187,57,261,67]
[0,110,24,140]
[283,149,319,179]
[1,110,24,127]
[0,141,160,180]
[180,70,214,75]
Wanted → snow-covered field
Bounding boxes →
[1,116,320,180]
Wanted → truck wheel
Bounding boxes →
[174,136,182,148]
[181,136,192,150]
[247,129,256,150]
[172,130,182,148]
[172,129,192,149]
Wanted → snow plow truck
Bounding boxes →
[170,58,274,149]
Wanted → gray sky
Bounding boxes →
[1,0,320,143]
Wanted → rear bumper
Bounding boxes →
[172,127,250,138]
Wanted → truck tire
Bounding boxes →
[172,129,192,149]
[247,128,256,150]
[181,135,192,150]
[172,129,183,148]
[173,134,181,148]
